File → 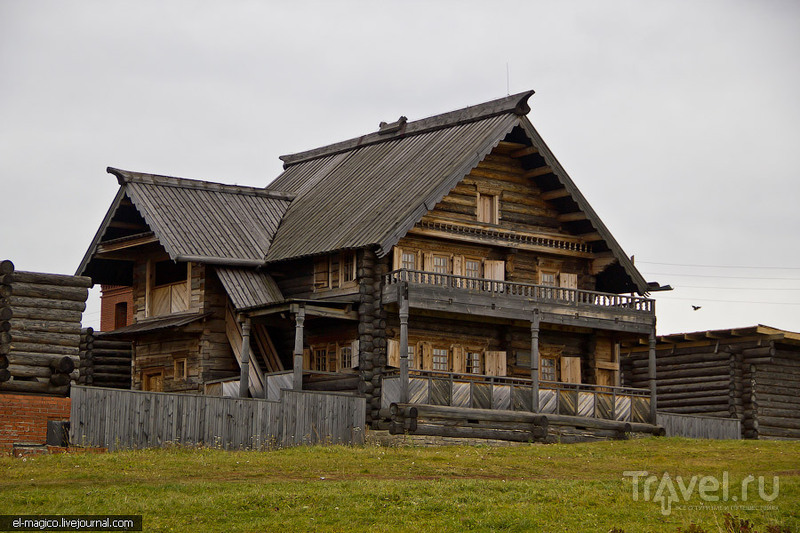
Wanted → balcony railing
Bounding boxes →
[382,369,653,424]
[385,269,654,313]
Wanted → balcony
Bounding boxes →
[382,269,655,333]
[382,369,653,424]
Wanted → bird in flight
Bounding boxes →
[692,305,702,311]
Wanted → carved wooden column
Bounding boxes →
[238,318,251,398]
[293,305,306,391]
[648,330,657,423]
[399,282,410,404]
[531,308,540,412]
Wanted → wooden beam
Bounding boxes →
[510,145,540,158]
[97,233,158,253]
[540,188,571,201]
[556,212,587,222]
[494,141,528,154]
[578,232,602,241]
[108,221,149,231]
[523,166,553,179]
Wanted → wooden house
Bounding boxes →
[623,325,800,440]
[77,91,668,440]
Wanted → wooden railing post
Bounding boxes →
[238,318,251,398]
[293,305,305,391]
[399,282,410,404]
[531,308,540,412]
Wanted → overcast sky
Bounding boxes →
[2,0,798,335]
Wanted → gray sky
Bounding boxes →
[2,0,798,335]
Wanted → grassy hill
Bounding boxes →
[1,437,797,532]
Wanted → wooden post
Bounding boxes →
[399,282,410,403]
[648,330,657,423]
[238,318,251,398]
[531,308,540,412]
[293,305,305,391]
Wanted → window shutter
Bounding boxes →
[451,344,465,373]
[351,340,360,368]
[387,339,400,368]
[485,260,505,292]
[392,246,403,271]
[561,356,582,384]
[484,351,507,376]
[302,348,311,370]
[420,342,433,371]
[423,252,434,272]
[452,255,464,278]
[559,272,578,289]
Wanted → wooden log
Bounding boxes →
[0,320,9,332]
[92,365,130,375]
[8,342,78,355]
[9,318,83,335]
[0,307,11,321]
[7,352,78,367]
[10,271,93,288]
[9,307,83,322]
[49,373,72,386]
[408,422,543,442]
[0,260,14,276]
[391,403,549,428]
[7,364,52,379]
[0,379,69,395]
[89,348,132,357]
[0,332,10,344]
[3,296,88,312]
[90,339,133,350]
[8,283,88,302]
[303,376,362,392]
[756,415,800,431]
[0,368,9,382]
[90,356,131,366]
[0,285,11,299]
[9,331,81,348]
[0,354,7,369]
[92,372,131,383]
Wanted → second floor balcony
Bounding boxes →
[383,269,656,334]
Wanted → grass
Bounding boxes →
[0,437,797,532]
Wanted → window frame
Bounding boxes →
[432,347,449,372]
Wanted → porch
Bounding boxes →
[381,369,653,424]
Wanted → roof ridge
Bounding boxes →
[278,90,534,168]
[107,167,295,201]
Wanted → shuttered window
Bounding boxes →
[477,193,498,224]
[432,255,449,274]
[465,259,481,279]
[408,345,416,369]
[466,352,482,374]
[541,357,557,381]
[402,252,416,270]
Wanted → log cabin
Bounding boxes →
[77,91,670,440]
[623,325,800,440]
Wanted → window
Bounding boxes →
[340,346,352,368]
[401,252,417,271]
[114,301,128,329]
[314,252,357,291]
[314,348,327,371]
[174,358,187,380]
[432,255,449,274]
[466,352,482,374]
[407,345,415,369]
[432,348,448,371]
[341,251,356,284]
[465,259,481,279]
[540,271,557,299]
[477,193,499,224]
[541,357,557,381]
[154,260,187,287]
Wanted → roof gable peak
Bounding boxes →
[278,90,534,168]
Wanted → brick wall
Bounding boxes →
[0,394,71,453]
[100,285,134,331]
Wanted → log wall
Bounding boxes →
[0,261,89,396]
[623,337,800,440]
[78,328,132,389]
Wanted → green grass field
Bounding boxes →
[1,437,797,532]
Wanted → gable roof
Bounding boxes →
[214,266,284,311]
[77,168,294,280]
[265,91,650,293]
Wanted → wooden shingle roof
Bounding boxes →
[77,168,294,278]
[214,267,284,311]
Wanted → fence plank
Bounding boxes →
[657,412,741,440]
[69,385,365,450]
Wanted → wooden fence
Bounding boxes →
[657,412,741,440]
[69,385,366,451]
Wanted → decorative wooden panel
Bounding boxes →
[615,396,631,422]
[558,389,578,416]
[472,382,492,409]
[512,385,533,412]
[578,392,595,418]
[429,378,451,406]
[452,382,471,407]
[596,393,614,420]
[632,397,651,424]
[539,389,557,414]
